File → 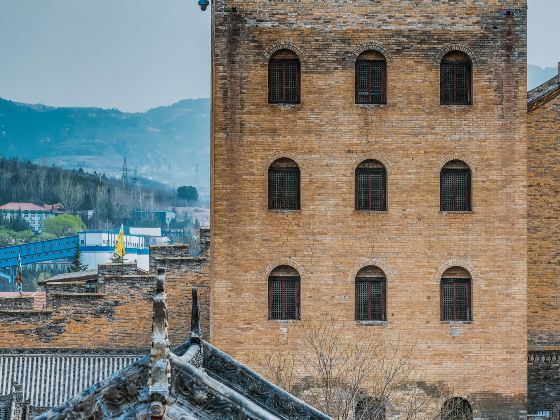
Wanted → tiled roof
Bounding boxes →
[34,284,330,420]
[0,202,50,211]
[37,270,97,286]
[0,351,142,407]
[0,394,13,420]
[528,72,560,110]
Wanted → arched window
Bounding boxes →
[355,266,387,321]
[440,51,472,105]
[268,49,301,104]
[356,160,387,211]
[441,397,473,420]
[268,266,300,320]
[268,158,300,210]
[440,160,471,212]
[441,267,472,322]
[355,51,387,104]
[355,396,385,420]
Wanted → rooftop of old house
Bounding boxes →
[1,274,329,420]
[528,62,560,110]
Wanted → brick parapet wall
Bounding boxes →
[0,270,155,349]
[0,296,34,310]
[0,234,210,350]
[151,257,211,343]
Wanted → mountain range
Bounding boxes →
[0,98,210,190]
[0,65,555,190]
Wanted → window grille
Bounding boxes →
[440,168,471,211]
[356,60,387,104]
[356,277,386,321]
[269,60,300,104]
[441,278,471,321]
[268,276,300,320]
[269,167,300,210]
[441,60,472,105]
[356,168,387,211]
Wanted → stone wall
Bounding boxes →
[0,267,155,350]
[210,0,528,417]
[0,232,211,350]
[528,351,560,414]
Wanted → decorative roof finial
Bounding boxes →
[148,268,171,417]
[191,286,201,340]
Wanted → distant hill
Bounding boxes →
[0,98,210,189]
[528,64,557,90]
[0,65,554,190]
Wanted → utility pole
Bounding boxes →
[121,157,129,188]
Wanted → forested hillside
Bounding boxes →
[0,98,210,188]
[0,158,173,228]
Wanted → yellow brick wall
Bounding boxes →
[210,1,528,416]
[528,90,560,349]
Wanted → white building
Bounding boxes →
[0,202,62,233]
[78,229,152,271]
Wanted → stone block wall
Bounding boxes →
[210,0,528,417]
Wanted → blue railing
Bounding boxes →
[0,236,79,269]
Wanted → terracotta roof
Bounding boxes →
[528,67,560,111]
[0,202,51,211]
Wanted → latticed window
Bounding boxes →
[269,50,300,104]
[356,160,387,211]
[441,278,471,321]
[269,159,300,210]
[355,266,387,321]
[440,161,471,211]
[268,266,300,320]
[356,51,387,104]
[440,51,472,105]
[441,397,473,420]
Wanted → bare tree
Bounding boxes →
[57,175,84,211]
[254,316,467,419]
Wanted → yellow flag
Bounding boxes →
[114,225,126,258]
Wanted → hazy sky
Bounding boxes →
[0,0,558,112]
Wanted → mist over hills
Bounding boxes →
[0,65,555,191]
[0,97,210,190]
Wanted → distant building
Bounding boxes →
[78,228,154,270]
[132,210,176,227]
[0,202,64,233]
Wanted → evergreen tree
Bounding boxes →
[67,246,88,272]
[9,211,32,231]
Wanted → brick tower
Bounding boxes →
[210,1,528,417]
